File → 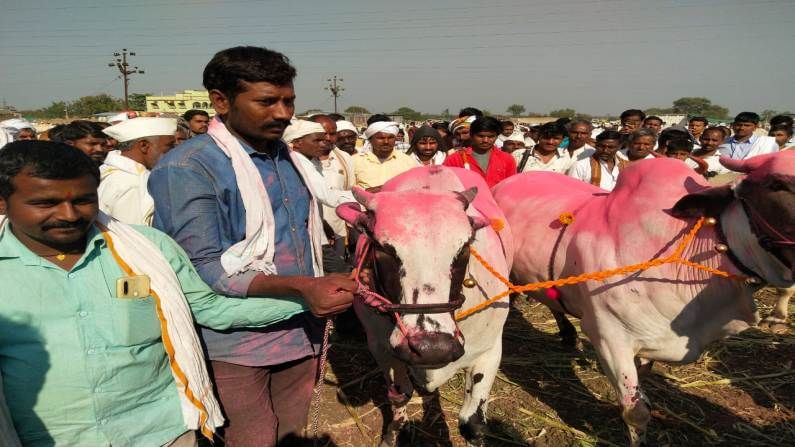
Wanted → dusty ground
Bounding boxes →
[309,290,795,446]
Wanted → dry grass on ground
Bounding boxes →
[310,289,794,446]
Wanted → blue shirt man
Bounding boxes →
[719,112,780,160]
[147,46,355,446]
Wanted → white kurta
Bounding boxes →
[567,156,622,191]
[317,148,355,238]
[98,151,154,226]
[513,148,571,174]
[293,151,355,210]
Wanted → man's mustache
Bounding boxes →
[263,119,291,131]
[42,219,89,231]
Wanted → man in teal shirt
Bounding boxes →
[0,140,312,446]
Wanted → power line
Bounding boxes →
[324,76,344,114]
[108,49,145,110]
[6,18,793,52]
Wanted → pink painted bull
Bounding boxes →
[337,166,512,446]
[492,152,795,446]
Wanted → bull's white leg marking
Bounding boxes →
[583,317,650,447]
[457,341,502,443]
[380,362,414,447]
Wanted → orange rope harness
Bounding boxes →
[454,217,745,321]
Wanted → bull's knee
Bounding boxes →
[458,398,487,444]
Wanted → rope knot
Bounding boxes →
[558,212,575,226]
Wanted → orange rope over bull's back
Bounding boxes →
[454,217,744,321]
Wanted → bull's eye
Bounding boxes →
[769,180,788,192]
[373,245,403,301]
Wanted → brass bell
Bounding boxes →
[704,217,718,226]
[463,277,478,288]
[745,277,762,286]
[714,244,729,253]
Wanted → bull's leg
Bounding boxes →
[457,342,502,447]
[759,287,793,334]
[551,309,578,347]
[584,321,650,447]
[380,363,415,447]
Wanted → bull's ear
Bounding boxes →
[455,186,478,209]
[670,185,734,218]
[352,186,377,210]
[336,202,372,232]
[469,215,490,231]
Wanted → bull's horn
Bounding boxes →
[352,186,377,210]
[455,186,478,209]
[719,154,774,173]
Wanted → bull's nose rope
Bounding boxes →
[455,217,746,321]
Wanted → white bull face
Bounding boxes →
[338,187,488,368]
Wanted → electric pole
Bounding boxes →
[325,76,344,114]
[108,49,145,110]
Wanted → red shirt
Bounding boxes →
[443,147,517,187]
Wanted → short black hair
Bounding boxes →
[733,112,760,124]
[620,109,646,122]
[183,109,210,121]
[537,122,568,139]
[49,120,105,143]
[701,126,725,139]
[203,46,297,100]
[665,138,693,154]
[770,114,793,128]
[470,116,502,135]
[432,121,449,132]
[0,140,99,198]
[327,113,345,121]
[555,117,572,127]
[770,123,794,137]
[459,107,483,118]
[366,114,391,126]
[688,116,708,126]
[596,130,622,142]
[658,128,692,150]
[644,116,663,125]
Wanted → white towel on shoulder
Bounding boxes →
[0,213,224,441]
[206,116,324,277]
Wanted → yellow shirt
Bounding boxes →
[352,149,416,189]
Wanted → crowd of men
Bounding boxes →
[0,45,792,447]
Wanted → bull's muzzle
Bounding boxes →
[393,332,465,368]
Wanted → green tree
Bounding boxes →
[549,108,577,119]
[506,104,526,117]
[69,94,124,117]
[440,108,452,119]
[127,93,150,111]
[645,107,674,116]
[344,105,370,114]
[392,106,423,121]
[671,97,729,119]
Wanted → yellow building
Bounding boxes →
[145,90,214,116]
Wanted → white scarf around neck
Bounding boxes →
[206,116,324,277]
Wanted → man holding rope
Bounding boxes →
[148,46,355,446]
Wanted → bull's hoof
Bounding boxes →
[759,318,791,334]
[459,421,486,445]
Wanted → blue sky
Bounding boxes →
[1,0,793,116]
